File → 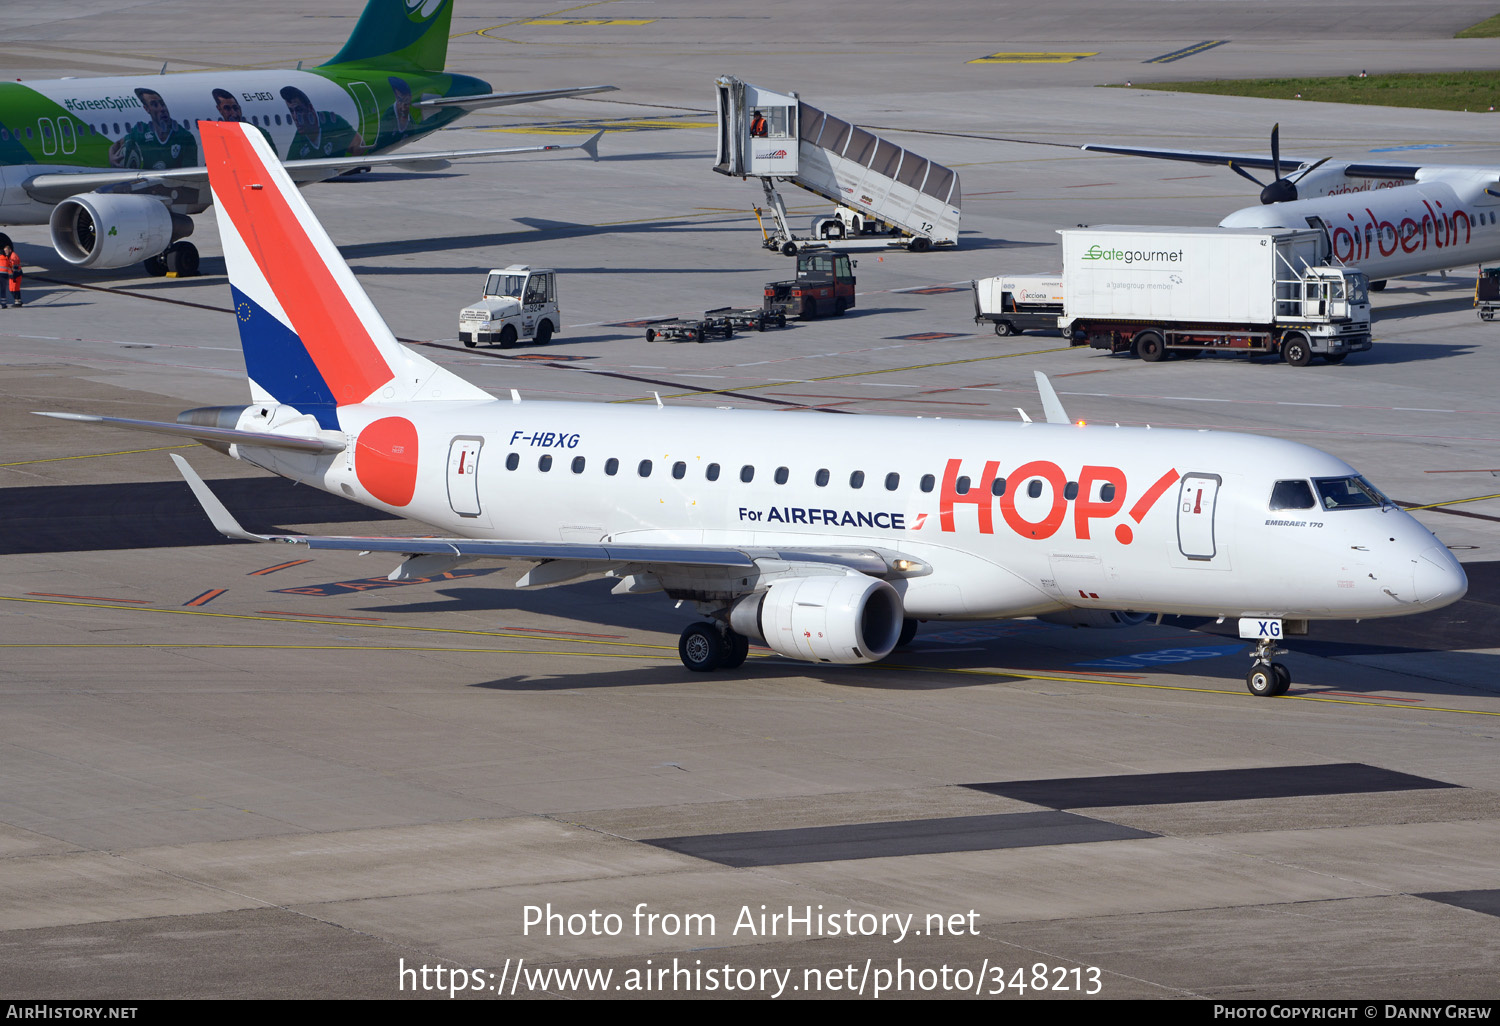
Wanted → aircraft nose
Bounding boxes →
[1412,546,1467,607]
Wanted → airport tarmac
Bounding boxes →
[2,0,1499,1001]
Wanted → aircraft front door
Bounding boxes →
[1177,473,1221,561]
[447,437,483,517]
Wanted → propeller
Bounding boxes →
[1227,124,1330,205]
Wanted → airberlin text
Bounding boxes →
[739,506,905,529]
[1330,202,1473,264]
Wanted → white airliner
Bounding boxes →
[39,121,1469,698]
[1083,126,1500,284]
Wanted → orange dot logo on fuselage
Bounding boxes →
[355,417,419,506]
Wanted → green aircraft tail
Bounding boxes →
[322,0,454,73]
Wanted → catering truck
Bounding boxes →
[1057,226,1372,366]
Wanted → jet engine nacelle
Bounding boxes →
[48,194,192,268]
[1037,609,1150,629]
[729,573,904,664]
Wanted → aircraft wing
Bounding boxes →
[170,454,914,576]
[1080,143,1285,171]
[1081,143,1423,182]
[20,132,603,201]
[414,85,618,111]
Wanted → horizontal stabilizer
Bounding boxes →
[34,412,345,454]
[415,85,617,110]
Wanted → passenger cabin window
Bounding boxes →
[706,463,720,481]
[672,461,686,479]
[885,472,900,491]
[638,459,653,478]
[774,466,789,484]
[991,477,1007,496]
[920,474,935,493]
[849,470,865,489]
[1027,479,1043,499]
[538,455,552,471]
[815,469,830,487]
[1100,482,1115,502]
[505,452,519,471]
[954,476,970,495]
[605,458,619,476]
[741,465,755,483]
[572,456,586,474]
[1313,476,1386,510]
[1064,481,1078,501]
[1269,480,1315,510]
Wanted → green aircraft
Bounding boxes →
[0,0,609,275]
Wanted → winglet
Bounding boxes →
[170,454,269,543]
[1035,371,1070,425]
[579,129,604,161]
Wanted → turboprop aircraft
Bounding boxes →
[0,0,611,276]
[39,121,1469,697]
[1082,126,1500,285]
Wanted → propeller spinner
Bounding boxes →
[1228,124,1329,205]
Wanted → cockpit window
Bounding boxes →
[1269,479,1315,510]
[1313,475,1388,510]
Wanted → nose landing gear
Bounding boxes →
[1246,636,1291,697]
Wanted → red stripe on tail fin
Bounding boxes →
[201,121,392,406]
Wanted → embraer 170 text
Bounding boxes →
[40,121,1468,697]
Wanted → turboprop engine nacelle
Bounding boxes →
[730,573,903,664]
[49,194,193,268]
[1037,609,1150,629]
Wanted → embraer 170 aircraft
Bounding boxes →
[41,122,1468,698]
[1084,126,1500,285]
[0,0,610,276]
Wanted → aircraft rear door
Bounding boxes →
[347,81,380,149]
[1177,473,1221,561]
[447,437,483,517]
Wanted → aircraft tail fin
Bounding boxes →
[322,0,454,73]
[201,120,487,430]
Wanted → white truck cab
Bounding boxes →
[459,266,560,348]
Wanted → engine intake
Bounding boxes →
[730,573,903,664]
[49,194,192,268]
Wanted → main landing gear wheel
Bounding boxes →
[164,241,199,276]
[720,630,750,669]
[896,618,920,648]
[143,253,168,277]
[679,622,727,672]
